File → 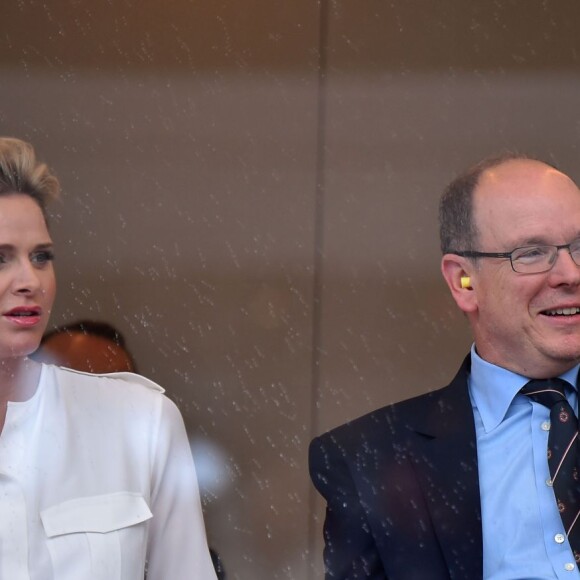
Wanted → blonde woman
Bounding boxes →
[0,137,217,579]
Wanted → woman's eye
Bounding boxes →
[31,250,54,265]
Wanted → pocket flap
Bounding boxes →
[41,492,153,538]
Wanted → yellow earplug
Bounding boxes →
[460,276,471,289]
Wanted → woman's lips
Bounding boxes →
[4,307,42,326]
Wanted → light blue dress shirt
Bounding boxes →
[469,345,580,579]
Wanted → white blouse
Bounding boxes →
[0,364,217,580]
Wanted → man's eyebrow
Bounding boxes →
[515,234,580,246]
[518,238,550,245]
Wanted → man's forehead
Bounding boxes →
[472,161,580,244]
[475,159,579,201]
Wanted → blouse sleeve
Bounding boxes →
[146,394,218,580]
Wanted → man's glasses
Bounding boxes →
[449,238,580,274]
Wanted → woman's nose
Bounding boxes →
[12,260,41,294]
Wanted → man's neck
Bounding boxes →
[472,344,579,380]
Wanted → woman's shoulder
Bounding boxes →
[41,364,169,415]
[47,364,165,394]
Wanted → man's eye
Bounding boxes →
[570,239,580,254]
[31,250,54,264]
[514,247,549,262]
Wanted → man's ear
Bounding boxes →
[441,254,478,313]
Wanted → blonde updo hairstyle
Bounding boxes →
[0,137,60,222]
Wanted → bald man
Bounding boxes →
[310,154,580,579]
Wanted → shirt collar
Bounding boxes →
[469,344,580,433]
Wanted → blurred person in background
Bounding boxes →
[33,319,136,373]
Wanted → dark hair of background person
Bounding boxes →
[42,320,130,348]
[33,319,137,374]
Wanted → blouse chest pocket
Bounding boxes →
[41,492,153,580]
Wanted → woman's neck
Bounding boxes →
[0,357,42,407]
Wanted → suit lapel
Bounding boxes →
[407,358,483,579]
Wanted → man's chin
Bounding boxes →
[543,346,580,370]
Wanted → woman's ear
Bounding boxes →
[441,254,477,313]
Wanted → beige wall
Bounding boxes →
[2,2,580,578]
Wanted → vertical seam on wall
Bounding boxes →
[307,1,329,578]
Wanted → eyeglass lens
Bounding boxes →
[511,239,580,272]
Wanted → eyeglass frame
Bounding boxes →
[448,238,580,274]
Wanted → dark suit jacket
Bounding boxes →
[309,357,483,579]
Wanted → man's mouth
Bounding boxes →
[542,307,580,316]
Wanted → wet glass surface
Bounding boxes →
[1,1,580,577]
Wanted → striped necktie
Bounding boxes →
[521,378,580,566]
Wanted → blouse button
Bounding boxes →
[555,534,566,544]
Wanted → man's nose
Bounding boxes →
[549,247,580,285]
